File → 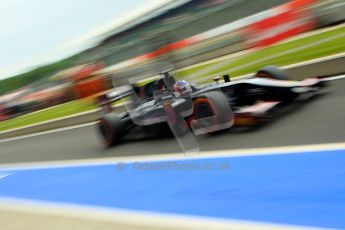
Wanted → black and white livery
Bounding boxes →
[98,66,326,147]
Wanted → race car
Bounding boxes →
[97,66,326,147]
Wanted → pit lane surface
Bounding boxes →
[0,78,345,164]
[1,148,345,229]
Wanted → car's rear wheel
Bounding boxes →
[98,114,126,147]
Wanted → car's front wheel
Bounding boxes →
[191,91,234,134]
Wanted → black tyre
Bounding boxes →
[98,113,126,147]
[256,66,289,80]
[191,91,234,134]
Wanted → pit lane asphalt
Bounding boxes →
[1,78,344,164]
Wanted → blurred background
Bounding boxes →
[1,0,345,129]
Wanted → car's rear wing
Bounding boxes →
[97,85,133,114]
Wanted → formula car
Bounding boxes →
[97,66,326,147]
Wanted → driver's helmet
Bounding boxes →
[173,80,192,96]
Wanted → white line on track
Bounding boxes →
[322,74,345,81]
[1,142,345,171]
[0,121,96,143]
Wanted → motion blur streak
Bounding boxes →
[1,1,345,229]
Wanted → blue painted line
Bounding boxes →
[0,149,345,229]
